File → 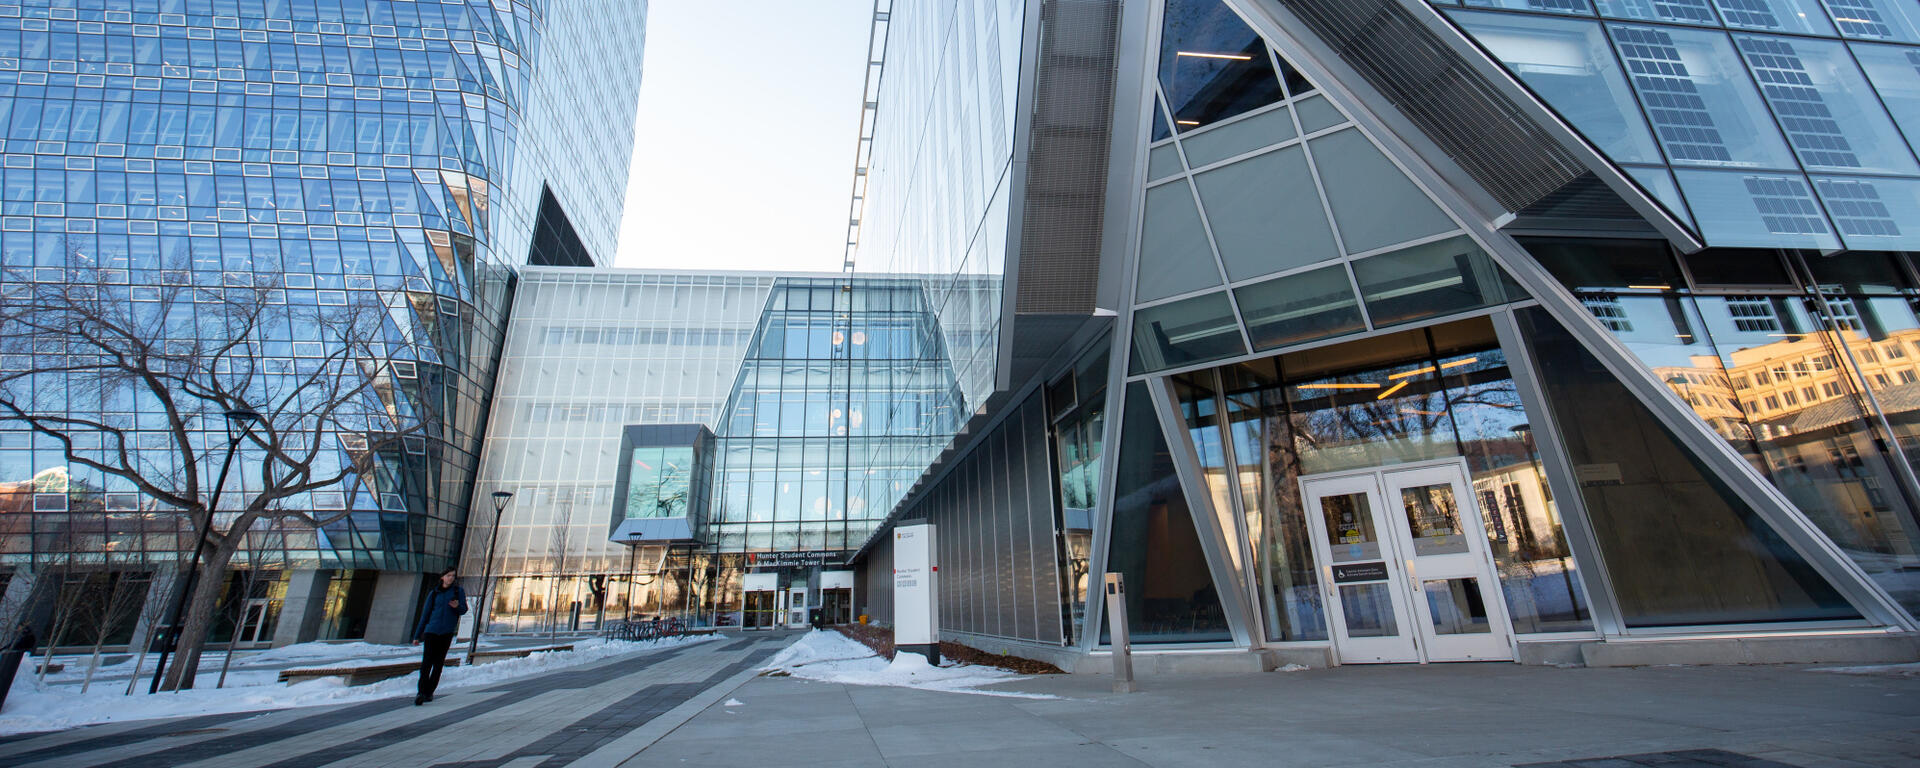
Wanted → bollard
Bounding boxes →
[1104,573,1135,693]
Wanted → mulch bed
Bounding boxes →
[832,624,1062,675]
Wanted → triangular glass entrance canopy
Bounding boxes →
[1433,1,1920,251]
[1134,0,1520,375]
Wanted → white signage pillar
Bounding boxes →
[892,524,939,664]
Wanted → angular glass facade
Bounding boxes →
[847,0,1919,669]
[1438,0,1920,249]
[707,277,964,556]
[0,1,645,583]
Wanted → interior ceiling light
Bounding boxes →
[1626,284,1671,290]
[1376,380,1409,400]
[1297,382,1379,390]
[1176,51,1253,60]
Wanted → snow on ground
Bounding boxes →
[0,634,718,736]
[1810,662,1920,678]
[760,630,1056,700]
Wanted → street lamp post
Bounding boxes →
[466,490,513,658]
[150,408,262,694]
[624,532,644,620]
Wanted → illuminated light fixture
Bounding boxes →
[1176,51,1254,60]
[852,331,867,345]
[1626,284,1671,290]
[1401,408,1444,416]
[1375,380,1409,400]
[832,330,845,345]
[1439,357,1477,370]
[1389,366,1435,380]
[1175,120,1201,126]
[1297,382,1379,390]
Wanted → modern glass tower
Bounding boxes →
[0,1,646,645]
[843,0,1920,670]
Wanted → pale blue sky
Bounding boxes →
[615,0,873,272]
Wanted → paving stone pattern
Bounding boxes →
[0,633,792,768]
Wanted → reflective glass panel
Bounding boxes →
[1425,579,1495,634]
[1179,105,1296,168]
[1293,94,1346,134]
[1136,181,1225,303]
[1712,0,1837,35]
[1220,360,1328,641]
[1850,44,1920,153]
[1194,145,1342,282]
[1234,264,1367,350]
[1810,175,1920,250]
[1819,0,1920,42]
[1322,492,1382,562]
[1340,583,1401,637]
[1288,335,1461,473]
[1130,291,1247,374]
[1450,10,1663,164]
[1351,236,1513,328]
[1461,0,1594,15]
[1157,0,1286,131]
[1673,168,1841,249]
[1148,143,1185,181]
[1517,307,1862,626]
[1103,382,1233,643]
[1610,24,1798,169]
[1625,164,1697,224]
[1309,129,1458,255]
[1732,35,1919,175]
[1436,340,1593,633]
[1402,483,1472,555]
[1597,0,1723,25]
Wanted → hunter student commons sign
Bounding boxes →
[746,551,849,568]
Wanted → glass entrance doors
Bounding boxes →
[1301,459,1513,663]
[743,589,777,630]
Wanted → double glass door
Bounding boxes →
[1301,460,1512,663]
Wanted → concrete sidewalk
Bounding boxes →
[629,661,1920,768]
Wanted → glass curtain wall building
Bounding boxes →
[846,0,1920,670]
[461,268,772,634]
[0,1,646,646]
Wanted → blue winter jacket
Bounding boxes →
[414,583,468,640]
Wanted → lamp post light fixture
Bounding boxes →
[624,531,646,621]
[467,490,514,658]
[151,408,262,694]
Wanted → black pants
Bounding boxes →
[418,632,454,699]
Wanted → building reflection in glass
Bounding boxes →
[1534,240,1920,615]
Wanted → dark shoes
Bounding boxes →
[414,695,425,706]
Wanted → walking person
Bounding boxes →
[412,567,467,706]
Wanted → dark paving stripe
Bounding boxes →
[251,642,701,768]
[0,710,261,764]
[82,696,419,768]
[1515,749,1800,767]
[429,641,787,768]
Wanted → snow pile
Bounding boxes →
[759,630,1055,700]
[0,634,718,736]
[1811,662,1920,678]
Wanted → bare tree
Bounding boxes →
[0,259,435,690]
[216,522,287,688]
[74,571,149,693]
[121,571,180,696]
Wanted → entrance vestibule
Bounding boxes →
[1302,459,1513,662]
